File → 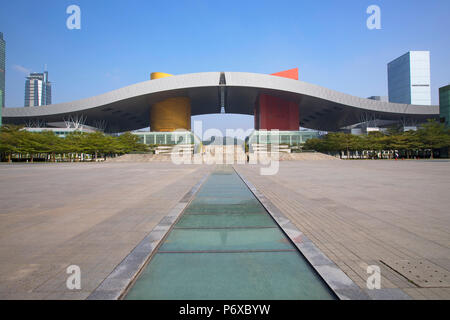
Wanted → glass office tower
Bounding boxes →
[0,89,2,126]
[387,51,431,105]
[25,71,52,107]
[440,85,450,127]
[0,32,5,108]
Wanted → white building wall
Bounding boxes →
[37,81,42,106]
[388,51,431,105]
[409,51,431,105]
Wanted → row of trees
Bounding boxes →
[303,120,450,159]
[2,120,449,162]
[0,125,147,162]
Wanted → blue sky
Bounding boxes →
[1,0,449,133]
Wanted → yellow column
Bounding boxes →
[150,72,174,80]
[150,97,191,131]
[149,72,191,132]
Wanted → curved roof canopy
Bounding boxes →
[2,72,439,132]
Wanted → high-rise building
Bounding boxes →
[387,51,431,105]
[439,85,450,127]
[0,32,5,108]
[0,89,2,126]
[367,96,388,102]
[25,71,51,107]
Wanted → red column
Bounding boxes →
[254,68,300,130]
[255,94,299,130]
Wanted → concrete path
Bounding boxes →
[0,162,212,299]
[234,160,450,300]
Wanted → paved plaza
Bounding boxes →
[0,162,212,299]
[0,160,449,299]
[235,160,450,299]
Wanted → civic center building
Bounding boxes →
[1,68,439,147]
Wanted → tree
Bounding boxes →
[365,132,385,158]
[64,132,85,161]
[324,133,361,159]
[403,130,423,159]
[416,120,450,158]
[17,131,46,162]
[116,132,148,154]
[39,131,63,162]
[102,135,121,159]
[0,125,22,162]
[84,131,108,161]
[288,122,450,160]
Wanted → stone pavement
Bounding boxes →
[0,162,212,299]
[1,160,449,300]
[234,160,450,300]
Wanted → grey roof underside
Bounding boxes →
[3,72,438,132]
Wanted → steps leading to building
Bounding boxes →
[249,152,339,162]
[283,152,340,160]
[107,154,172,162]
[108,149,339,163]
[251,144,291,153]
[155,144,194,155]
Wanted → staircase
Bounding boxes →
[202,145,247,164]
[107,153,172,162]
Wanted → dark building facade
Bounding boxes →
[439,85,450,127]
[0,32,5,108]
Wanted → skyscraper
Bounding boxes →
[0,32,5,108]
[387,51,431,105]
[440,85,450,128]
[0,89,2,126]
[367,96,388,102]
[24,71,51,107]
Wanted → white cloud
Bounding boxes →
[13,64,31,74]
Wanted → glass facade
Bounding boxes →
[440,85,450,127]
[388,51,431,105]
[247,130,320,146]
[0,89,2,126]
[24,127,96,137]
[24,71,52,107]
[132,131,200,145]
[0,32,5,108]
